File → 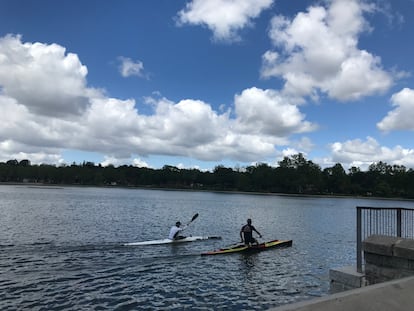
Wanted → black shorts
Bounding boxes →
[243,234,255,244]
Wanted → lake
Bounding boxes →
[1,185,414,310]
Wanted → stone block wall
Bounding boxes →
[362,235,414,285]
[329,266,366,293]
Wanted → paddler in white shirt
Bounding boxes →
[168,221,187,240]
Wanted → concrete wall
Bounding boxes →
[329,266,366,293]
[330,235,414,293]
[363,234,414,284]
[269,276,414,311]
[270,236,414,310]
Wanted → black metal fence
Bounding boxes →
[356,206,414,273]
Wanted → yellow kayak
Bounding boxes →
[201,239,292,256]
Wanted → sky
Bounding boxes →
[1,0,414,171]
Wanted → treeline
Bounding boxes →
[1,154,414,198]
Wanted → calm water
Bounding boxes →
[2,185,414,310]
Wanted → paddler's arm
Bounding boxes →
[253,227,262,238]
[240,229,244,243]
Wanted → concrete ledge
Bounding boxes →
[329,266,366,293]
[362,235,400,256]
[363,235,414,284]
[394,238,414,259]
[363,235,414,260]
[269,275,414,311]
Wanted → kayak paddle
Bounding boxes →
[180,213,199,233]
[187,213,199,225]
[178,213,199,237]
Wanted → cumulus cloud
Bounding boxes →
[329,136,414,170]
[0,34,315,166]
[132,158,149,168]
[0,34,97,117]
[118,56,145,78]
[377,88,414,132]
[101,155,149,168]
[261,0,394,101]
[292,137,314,153]
[233,87,317,136]
[177,0,273,42]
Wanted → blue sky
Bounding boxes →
[1,0,414,171]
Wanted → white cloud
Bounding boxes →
[177,0,273,42]
[100,155,149,168]
[234,87,317,136]
[0,34,316,166]
[292,137,314,153]
[261,0,394,101]
[132,158,149,168]
[0,34,97,117]
[281,147,303,159]
[0,137,65,165]
[377,88,414,132]
[118,56,145,78]
[329,136,414,170]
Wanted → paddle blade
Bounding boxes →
[190,213,199,223]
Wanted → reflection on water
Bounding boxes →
[237,253,258,290]
[2,185,414,310]
[241,253,258,269]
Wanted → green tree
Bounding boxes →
[213,165,237,190]
[323,163,349,194]
[247,163,275,192]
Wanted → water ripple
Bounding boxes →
[2,186,398,310]
[1,242,324,310]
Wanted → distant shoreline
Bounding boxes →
[2,181,413,203]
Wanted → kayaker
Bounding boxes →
[240,218,262,246]
[168,221,187,240]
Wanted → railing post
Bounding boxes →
[397,208,402,237]
[356,206,362,273]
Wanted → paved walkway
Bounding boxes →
[269,275,414,311]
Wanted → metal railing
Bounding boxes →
[356,206,414,273]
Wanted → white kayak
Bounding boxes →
[124,236,221,246]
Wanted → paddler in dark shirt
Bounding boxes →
[240,218,262,246]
